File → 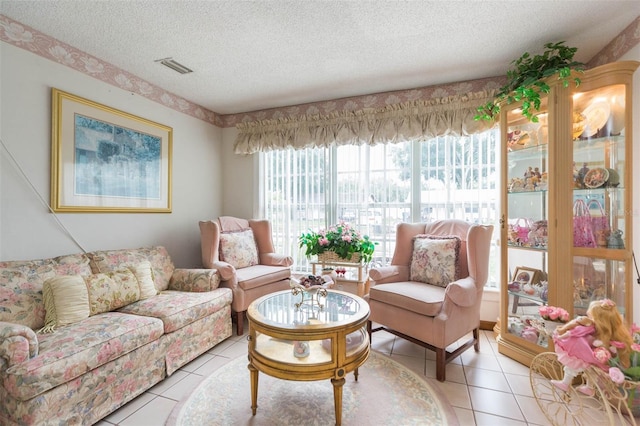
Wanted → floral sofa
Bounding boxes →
[0,246,232,425]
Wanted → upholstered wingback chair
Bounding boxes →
[366,219,494,381]
[199,216,293,335]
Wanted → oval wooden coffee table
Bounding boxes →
[247,289,370,426]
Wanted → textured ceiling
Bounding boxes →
[1,1,639,115]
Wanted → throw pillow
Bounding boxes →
[219,229,259,268]
[410,235,461,287]
[40,262,157,332]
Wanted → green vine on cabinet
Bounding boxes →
[476,41,585,122]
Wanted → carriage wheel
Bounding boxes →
[529,352,621,426]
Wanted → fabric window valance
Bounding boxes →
[233,90,498,154]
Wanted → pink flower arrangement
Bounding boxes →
[606,323,640,383]
[299,222,376,263]
[539,305,570,323]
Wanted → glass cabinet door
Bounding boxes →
[503,96,551,348]
[571,83,629,318]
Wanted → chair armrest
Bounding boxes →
[205,260,235,281]
[260,253,293,267]
[369,265,407,284]
[0,322,38,367]
[444,277,477,307]
[169,268,221,292]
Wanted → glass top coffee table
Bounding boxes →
[247,289,370,426]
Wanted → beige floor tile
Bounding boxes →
[468,387,525,421]
[191,353,235,376]
[474,411,527,426]
[160,373,204,401]
[217,340,249,358]
[505,372,534,397]
[390,338,427,358]
[514,394,550,425]
[118,395,176,426]
[389,352,426,376]
[497,354,531,376]
[177,352,215,373]
[103,392,155,424]
[207,336,237,354]
[461,351,503,372]
[148,370,189,395]
[433,380,472,410]
[453,407,476,425]
[369,330,395,354]
[424,359,467,384]
[464,366,511,392]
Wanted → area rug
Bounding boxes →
[167,351,458,425]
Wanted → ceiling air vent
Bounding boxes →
[155,57,193,74]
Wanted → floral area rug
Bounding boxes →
[167,350,458,426]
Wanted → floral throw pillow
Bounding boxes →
[410,235,461,287]
[40,262,157,332]
[219,229,259,269]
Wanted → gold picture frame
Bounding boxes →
[51,89,172,212]
[512,266,543,286]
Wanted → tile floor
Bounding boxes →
[97,325,552,426]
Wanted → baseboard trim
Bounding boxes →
[480,320,496,331]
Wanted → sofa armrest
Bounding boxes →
[169,268,221,292]
[0,322,38,368]
[260,253,293,267]
[444,277,477,307]
[369,265,408,284]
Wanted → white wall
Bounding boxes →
[220,127,257,218]
[0,42,224,267]
[621,46,640,325]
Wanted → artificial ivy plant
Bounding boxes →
[476,41,585,122]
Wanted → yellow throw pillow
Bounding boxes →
[129,261,158,300]
[40,262,157,332]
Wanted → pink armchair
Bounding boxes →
[199,216,293,335]
[366,219,494,381]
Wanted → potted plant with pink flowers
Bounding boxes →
[299,222,376,264]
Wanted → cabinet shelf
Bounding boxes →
[506,244,548,252]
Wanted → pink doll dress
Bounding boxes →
[553,324,603,371]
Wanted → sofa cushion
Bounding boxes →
[219,229,259,269]
[2,312,164,401]
[410,235,461,287]
[0,254,92,330]
[88,246,175,291]
[117,288,233,333]
[41,262,157,331]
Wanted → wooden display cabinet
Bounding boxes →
[497,61,639,366]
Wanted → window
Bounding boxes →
[261,129,500,287]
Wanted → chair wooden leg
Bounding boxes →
[435,348,446,382]
[473,327,480,351]
[236,311,245,336]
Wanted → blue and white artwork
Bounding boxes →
[73,114,162,199]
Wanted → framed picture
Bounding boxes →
[51,88,172,213]
[512,266,543,286]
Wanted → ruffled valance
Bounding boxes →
[234,90,498,154]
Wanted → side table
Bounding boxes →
[247,289,370,426]
[311,260,369,296]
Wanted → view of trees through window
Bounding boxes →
[261,129,500,287]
